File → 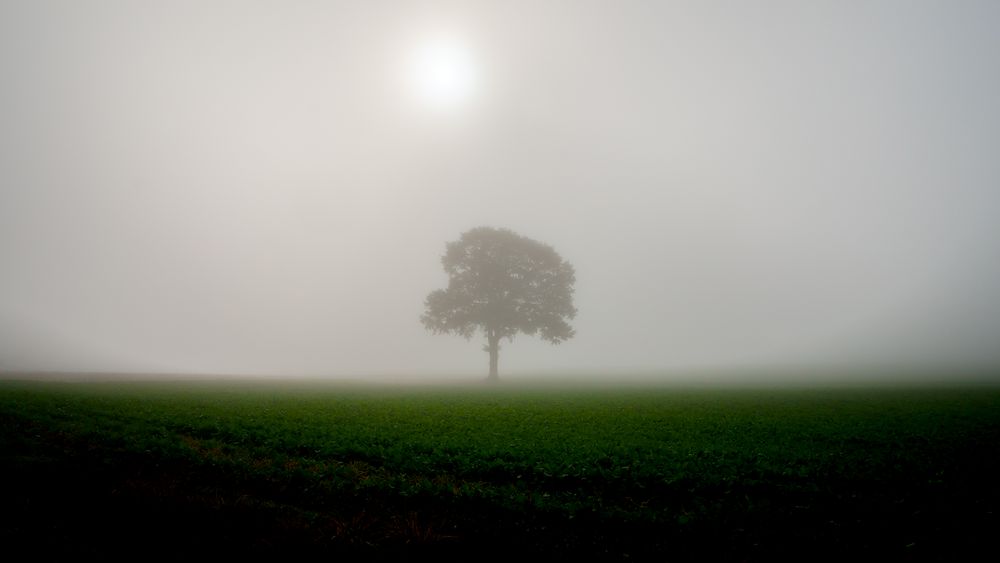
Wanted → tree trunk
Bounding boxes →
[487,330,499,381]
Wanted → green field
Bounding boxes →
[1,378,998,560]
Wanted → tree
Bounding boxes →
[421,227,576,380]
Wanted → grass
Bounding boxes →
[1,377,998,560]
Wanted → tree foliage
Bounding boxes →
[421,227,576,379]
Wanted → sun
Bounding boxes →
[407,36,478,111]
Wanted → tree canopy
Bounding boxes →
[421,227,576,380]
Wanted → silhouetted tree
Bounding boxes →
[421,227,576,380]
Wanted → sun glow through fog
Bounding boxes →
[408,36,478,111]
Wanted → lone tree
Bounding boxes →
[421,227,576,380]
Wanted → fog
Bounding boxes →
[2,1,999,379]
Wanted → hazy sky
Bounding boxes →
[2,0,999,377]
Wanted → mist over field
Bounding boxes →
[2,0,999,380]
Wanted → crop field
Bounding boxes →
[1,378,998,560]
